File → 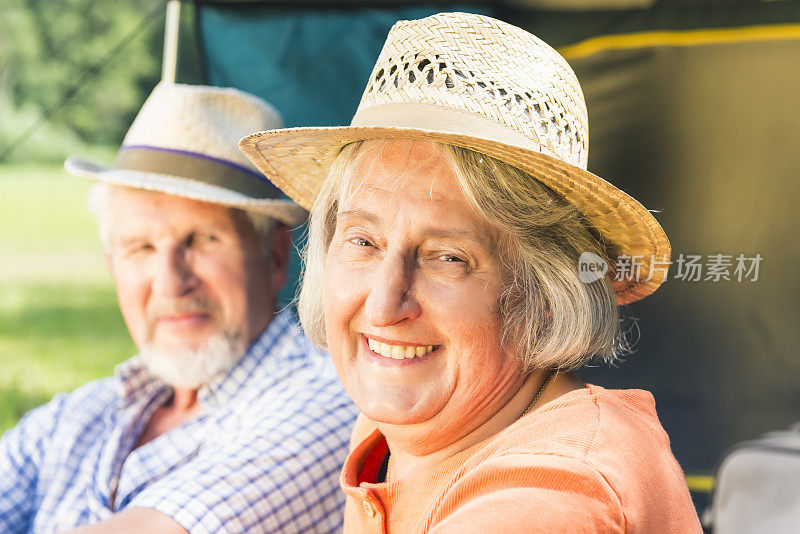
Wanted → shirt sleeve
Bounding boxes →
[0,393,67,533]
[426,452,627,534]
[129,403,353,534]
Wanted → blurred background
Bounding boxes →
[2,0,799,520]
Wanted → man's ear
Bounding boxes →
[268,224,292,292]
[105,252,113,274]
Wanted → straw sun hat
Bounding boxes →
[66,82,307,227]
[239,12,670,304]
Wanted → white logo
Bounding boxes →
[578,252,608,283]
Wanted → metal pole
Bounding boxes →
[162,0,181,83]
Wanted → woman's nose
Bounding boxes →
[364,252,422,327]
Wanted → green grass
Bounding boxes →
[0,164,135,433]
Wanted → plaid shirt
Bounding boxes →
[0,310,357,533]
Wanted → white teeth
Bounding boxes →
[366,338,438,359]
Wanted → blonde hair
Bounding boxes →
[298,139,626,371]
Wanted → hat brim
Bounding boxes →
[240,125,670,305]
[65,157,308,227]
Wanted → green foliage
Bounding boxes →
[0,0,165,162]
[0,87,95,163]
[0,164,134,433]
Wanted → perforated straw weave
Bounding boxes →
[239,12,671,304]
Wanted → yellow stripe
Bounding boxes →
[558,24,800,60]
[685,474,715,493]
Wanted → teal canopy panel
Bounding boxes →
[197,3,492,128]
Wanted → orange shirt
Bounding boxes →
[340,385,701,533]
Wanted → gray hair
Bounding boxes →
[88,183,277,255]
[298,139,627,372]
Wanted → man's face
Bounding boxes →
[106,187,281,365]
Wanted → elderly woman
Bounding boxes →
[241,12,700,533]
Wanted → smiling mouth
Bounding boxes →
[366,337,441,360]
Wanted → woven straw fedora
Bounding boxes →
[66,82,306,227]
[239,12,670,304]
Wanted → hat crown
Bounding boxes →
[356,12,588,169]
[122,82,283,172]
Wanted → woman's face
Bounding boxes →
[323,140,524,440]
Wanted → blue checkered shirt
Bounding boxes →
[0,310,358,533]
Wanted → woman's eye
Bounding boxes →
[350,237,373,247]
[439,253,465,263]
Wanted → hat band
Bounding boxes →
[350,102,573,166]
[115,145,281,199]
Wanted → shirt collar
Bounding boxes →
[199,309,296,407]
[115,309,297,409]
[115,356,168,407]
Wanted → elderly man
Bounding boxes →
[0,83,357,533]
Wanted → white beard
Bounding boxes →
[140,332,244,389]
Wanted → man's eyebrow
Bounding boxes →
[115,234,149,245]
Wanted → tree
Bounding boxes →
[0,0,164,162]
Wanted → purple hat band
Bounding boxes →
[114,145,282,199]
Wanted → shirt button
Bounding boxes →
[362,499,376,517]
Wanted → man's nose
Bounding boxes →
[152,247,199,297]
[364,252,421,327]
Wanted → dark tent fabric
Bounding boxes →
[191,0,800,517]
[507,4,800,513]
